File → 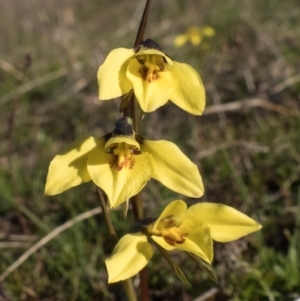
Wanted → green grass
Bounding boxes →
[1,0,300,300]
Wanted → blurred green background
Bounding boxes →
[0,0,300,300]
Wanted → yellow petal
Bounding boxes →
[170,61,206,115]
[105,233,153,283]
[87,149,155,208]
[152,200,213,262]
[152,220,212,263]
[105,136,140,150]
[135,48,173,65]
[174,35,188,48]
[140,140,204,197]
[187,203,262,242]
[45,136,105,195]
[153,199,187,231]
[190,34,202,45]
[98,48,134,100]
[126,58,175,112]
[177,215,213,262]
[151,236,175,251]
[187,27,201,34]
[202,27,215,37]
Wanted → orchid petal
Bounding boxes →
[87,149,154,208]
[106,233,153,283]
[45,136,104,195]
[152,221,212,263]
[170,61,205,115]
[105,136,139,150]
[190,34,202,45]
[135,48,173,65]
[152,200,213,262]
[151,236,175,251]
[126,58,175,112]
[140,139,204,197]
[176,215,213,262]
[187,203,262,242]
[153,200,187,231]
[98,48,134,100]
[174,35,188,48]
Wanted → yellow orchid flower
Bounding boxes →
[174,26,215,48]
[105,199,262,283]
[98,39,205,115]
[45,118,204,208]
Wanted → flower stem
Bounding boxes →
[129,1,153,300]
[116,1,155,300]
[119,0,153,299]
[131,193,144,219]
[139,267,151,301]
[134,0,152,49]
[97,188,137,301]
[129,0,152,215]
[97,188,117,245]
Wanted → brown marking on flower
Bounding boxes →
[164,233,186,246]
[136,54,165,83]
[110,156,135,171]
[166,217,176,227]
[161,227,188,246]
[139,67,160,83]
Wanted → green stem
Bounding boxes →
[97,188,137,301]
[123,280,138,301]
[131,193,144,219]
[97,188,118,245]
[132,95,140,134]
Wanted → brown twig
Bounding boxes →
[0,59,28,82]
[203,98,299,116]
[196,140,270,160]
[270,73,300,95]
